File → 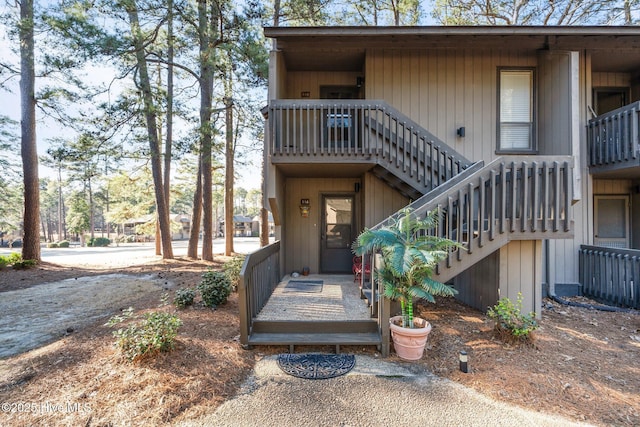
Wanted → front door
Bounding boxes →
[321,195,355,273]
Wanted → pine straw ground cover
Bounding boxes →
[0,259,255,426]
[1,259,639,426]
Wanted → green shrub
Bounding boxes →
[487,293,538,344]
[106,308,182,362]
[223,255,246,291]
[47,242,59,248]
[198,270,232,307]
[88,237,111,247]
[0,253,20,269]
[58,240,70,248]
[12,258,38,269]
[174,288,196,308]
[7,252,21,264]
[0,253,29,269]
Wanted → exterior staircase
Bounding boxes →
[240,100,575,354]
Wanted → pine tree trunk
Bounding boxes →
[126,1,173,259]
[224,96,234,256]
[164,0,174,251]
[19,0,41,262]
[198,0,214,261]
[187,154,203,259]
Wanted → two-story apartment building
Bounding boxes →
[239,26,640,355]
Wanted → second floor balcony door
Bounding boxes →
[321,85,361,149]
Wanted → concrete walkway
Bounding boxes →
[177,355,593,427]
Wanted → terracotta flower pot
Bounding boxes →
[389,315,432,361]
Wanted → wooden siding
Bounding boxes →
[285,71,362,99]
[363,172,409,227]
[592,72,631,88]
[451,250,499,312]
[283,177,359,274]
[365,48,537,163]
[538,51,578,157]
[593,179,633,194]
[499,240,543,316]
[269,50,288,100]
[543,50,589,293]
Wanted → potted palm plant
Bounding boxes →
[353,207,460,360]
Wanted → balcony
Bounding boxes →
[263,100,472,198]
[587,101,640,178]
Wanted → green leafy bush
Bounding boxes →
[0,253,34,269]
[106,308,182,362]
[223,255,246,291]
[58,240,70,248]
[47,242,59,248]
[174,288,196,308]
[198,270,232,307]
[12,258,38,269]
[487,293,538,344]
[0,252,21,269]
[88,237,111,247]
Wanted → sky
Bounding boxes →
[0,22,262,191]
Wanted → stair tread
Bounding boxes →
[248,331,381,345]
[252,319,378,334]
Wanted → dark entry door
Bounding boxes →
[320,195,355,273]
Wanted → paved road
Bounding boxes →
[0,237,263,267]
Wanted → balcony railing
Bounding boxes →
[587,101,640,174]
[264,100,472,194]
[579,245,640,309]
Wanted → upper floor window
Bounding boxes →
[498,69,535,153]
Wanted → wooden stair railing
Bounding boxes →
[366,155,575,285]
[265,100,473,199]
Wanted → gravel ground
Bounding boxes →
[177,355,594,427]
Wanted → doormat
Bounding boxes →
[283,280,323,293]
[277,353,356,380]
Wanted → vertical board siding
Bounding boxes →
[591,72,631,88]
[363,172,410,227]
[366,48,537,163]
[284,177,358,274]
[538,51,573,156]
[593,179,633,194]
[452,250,499,311]
[286,71,362,99]
[499,240,542,316]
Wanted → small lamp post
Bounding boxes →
[459,350,469,373]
